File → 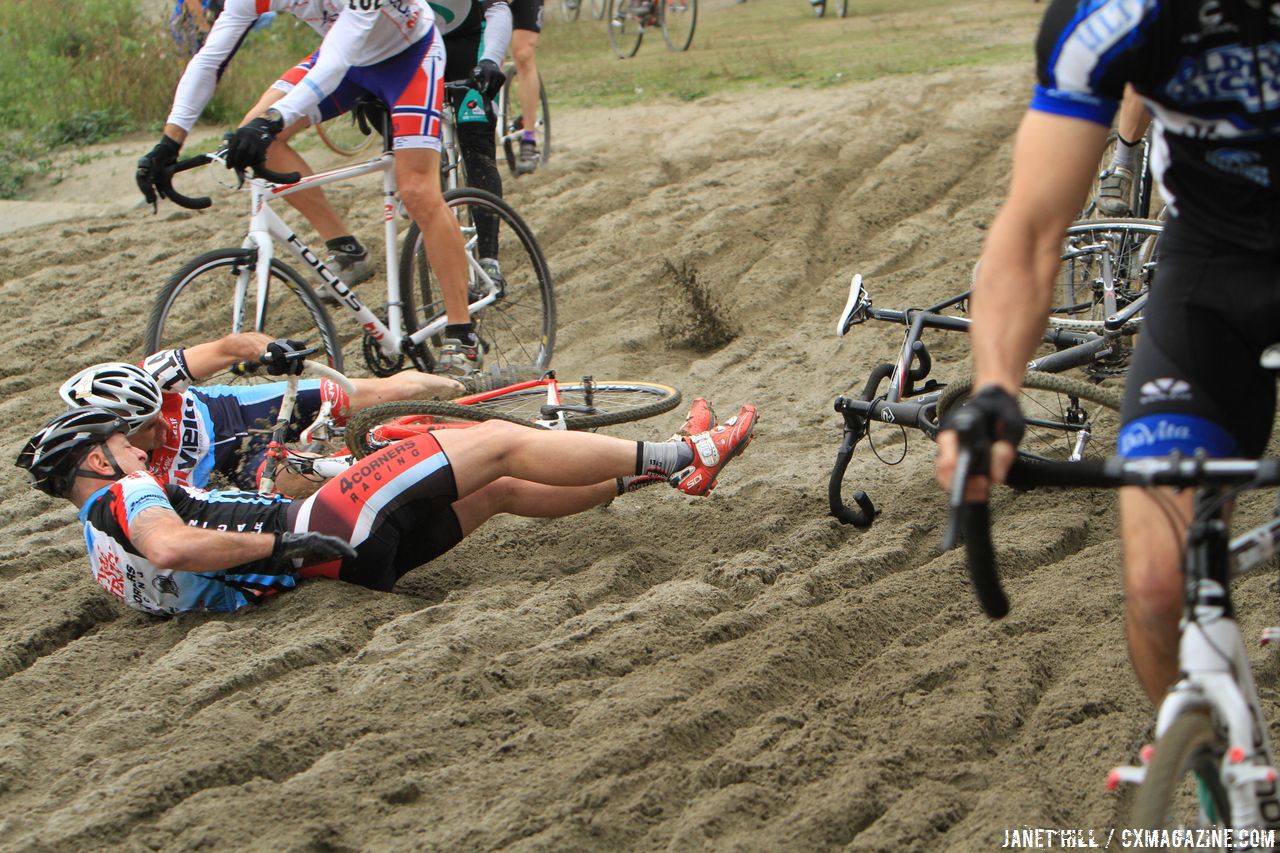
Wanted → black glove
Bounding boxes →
[942,385,1026,449]
[224,110,285,172]
[136,136,182,209]
[468,59,507,98]
[261,339,313,375]
[271,531,356,569]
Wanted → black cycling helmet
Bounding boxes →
[15,407,130,497]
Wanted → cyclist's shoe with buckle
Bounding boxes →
[438,336,485,376]
[1096,166,1134,217]
[671,404,756,497]
[321,248,374,304]
[479,257,508,298]
[671,396,715,440]
[515,135,540,175]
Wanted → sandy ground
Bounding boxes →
[7,25,1280,852]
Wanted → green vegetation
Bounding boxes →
[538,0,1038,109]
[0,0,317,196]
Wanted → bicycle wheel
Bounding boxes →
[399,188,555,370]
[346,400,546,458]
[608,0,645,58]
[936,371,1123,463]
[590,0,607,18]
[313,115,378,158]
[498,67,551,174]
[469,380,681,429]
[660,0,696,51]
[1130,713,1231,840]
[1055,218,1163,324]
[146,248,344,371]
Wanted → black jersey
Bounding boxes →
[79,471,295,615]
[1035,0,1280,251]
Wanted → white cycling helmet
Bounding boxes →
[59,362,163,432]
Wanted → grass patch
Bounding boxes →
[0,0,321,195]
[537,0,1039,110]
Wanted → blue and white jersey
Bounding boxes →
[79,471,296,615]
[141,349,323,489]
[1035,0,1280,250]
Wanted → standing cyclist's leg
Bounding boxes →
[1115,232,1276,702]
[511,11,543,174]
[377,32,481,371]
[445,31,503,265]
[243,64,373,286]
[1097,85,1153,217]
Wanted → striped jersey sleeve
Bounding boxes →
[1032,0,1162,126]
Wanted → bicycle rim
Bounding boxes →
[608,0,645,58]
[1056,218,1163,324]
[313,117,377,158]
[468,381,681,429]
[345,400,545,458]
[660,0,695,51]
[936,371,1122,463]
[399,188,555,370]
[1131,713,1232,849]
[146,248,343,371]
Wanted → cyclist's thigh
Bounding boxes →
[347,32,444,152]
[290,432,461,590]
[1119,228,1280,458]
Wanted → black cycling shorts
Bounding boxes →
[1119,218,1280,459]
[288,433,463,591]
[511,0,544,33]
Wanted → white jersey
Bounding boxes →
[165,0,434,132]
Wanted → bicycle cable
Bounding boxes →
[867,422,909,466]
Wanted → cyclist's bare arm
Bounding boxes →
[181,332,275,380]
[129,505,274,571]
[936,111,1106,493]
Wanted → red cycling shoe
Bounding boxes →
[671,404,756,496]
[672,396,716,439]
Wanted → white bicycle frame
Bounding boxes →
[227,148,503,361]
[257,359,357,494]
[1109,513,1280,831]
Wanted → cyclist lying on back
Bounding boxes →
[15,399,756,615]
[61,333,464,497]
[937,0,1280,714]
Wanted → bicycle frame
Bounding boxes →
[194,140,505,366]
[1106,489,1280,830]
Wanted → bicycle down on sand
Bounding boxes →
[146,123,554,378]
[944,381,1280,844]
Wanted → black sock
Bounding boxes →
[325,236,365,257]
[445,323,476,344]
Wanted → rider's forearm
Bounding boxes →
[162,123,189,145]
[130,507,276,572]
[182,333,273,380]
[969,207,1061,395]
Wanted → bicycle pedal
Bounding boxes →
[1260,627,1280,646]
[1106,765,1147,791]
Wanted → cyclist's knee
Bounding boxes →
[1125,556,1182,629]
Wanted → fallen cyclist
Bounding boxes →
[60,333,466,497]
[15,398,756,615]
